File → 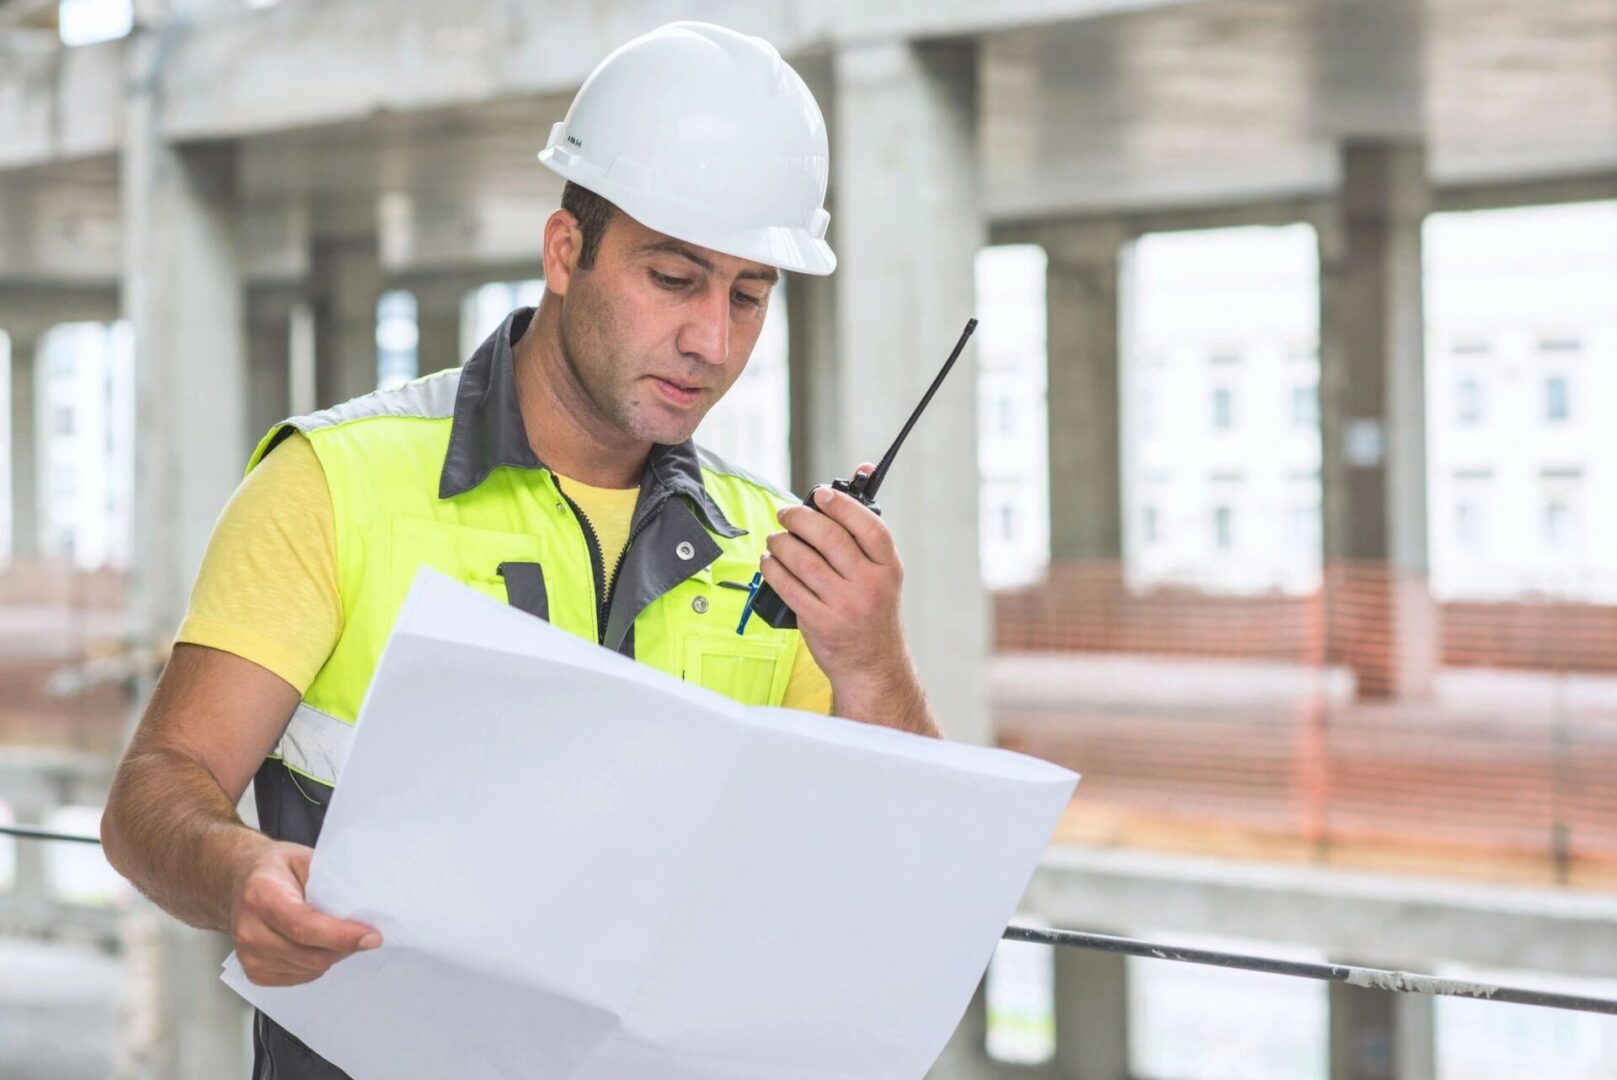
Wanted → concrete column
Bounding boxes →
[786,268,839,496]
[124,50,249,643]
[246,287,296,453]
[414,278,468,373]
[122,12,253,1077]
[927,976,1032,1080]
[1053,946,1130,1080]
[7,327,40,560]
[312,240,382,408]
[1043,224,1127,563]
[1329,973,1436,1080]
[825,38,989,745]
[1318,141,1435,700]
[8,800,51,923]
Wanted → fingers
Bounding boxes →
[264,894,381,954]
[759,549,828,624]
[820,481,898,564]
[233,843,382,987]
[241,861,380,953]
[236,916,350,985]
[765,530,841,602]
[779,487,897,570]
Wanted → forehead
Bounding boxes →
[603,211,779,284]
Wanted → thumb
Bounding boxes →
[283,845,314,889]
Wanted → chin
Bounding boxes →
[626,412,703,447]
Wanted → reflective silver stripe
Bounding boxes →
[273,702,355,787]
[288,366,461,434]
[696,442,794,504]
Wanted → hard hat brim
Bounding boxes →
[539,150,837,277]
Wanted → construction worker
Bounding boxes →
[99,21,940,1078]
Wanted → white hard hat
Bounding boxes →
[538,21,836,276]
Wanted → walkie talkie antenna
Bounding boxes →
[861,318,977,500]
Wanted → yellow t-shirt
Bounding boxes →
[176,433,833,713]
[554,477,638,593]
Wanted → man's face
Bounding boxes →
[554,211,778,447]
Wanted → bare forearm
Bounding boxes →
[102,747,270,932]
[830,656,940,739]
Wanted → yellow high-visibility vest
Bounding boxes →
[246,307,808,850]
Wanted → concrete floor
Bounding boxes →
[0,937,121,1080]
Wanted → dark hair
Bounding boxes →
[561,181,617,269]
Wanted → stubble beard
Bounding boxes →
[558,283,708,448]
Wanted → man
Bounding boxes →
[101,21,939,1078]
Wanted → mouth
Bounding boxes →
[647,375,704,407]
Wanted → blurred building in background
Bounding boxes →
[4,0,1617,1077]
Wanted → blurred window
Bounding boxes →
[1291,385,1317,430]
[1212,387,1234,430]
[376,291,419,391]
[974,244,1050,590]
[1213,505,1233,550]
[1456,501,1482,551]
[58,0,131,45]
[1544,500,1573,549]
[1143,505,1159,545]
[997,395,1016,436]
[1544,375,1570,422]
[1456,378,1483,425]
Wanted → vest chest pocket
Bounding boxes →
[390,517,546,607]
[674,581,791,706]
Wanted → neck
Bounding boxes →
[512,296,649,489]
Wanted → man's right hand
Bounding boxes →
[230,840,382,987]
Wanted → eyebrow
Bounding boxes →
[637,239,780,286]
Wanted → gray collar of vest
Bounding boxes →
[438,306,744,542]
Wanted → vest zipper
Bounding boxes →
[596,500,670,645]
[556,488,610,643]
[557,481,673,647]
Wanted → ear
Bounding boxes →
[542,209,583,297]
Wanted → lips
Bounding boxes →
[648,375,704,407]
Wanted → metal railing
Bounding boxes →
[7,822,1615,1017]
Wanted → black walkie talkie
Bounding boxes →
[738,317,978,633]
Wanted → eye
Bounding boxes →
[650,270,691,290]
[732,290,765,309]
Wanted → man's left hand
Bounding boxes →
[760,464,937,738]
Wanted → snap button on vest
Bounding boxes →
[676,541,696,560]
[692,595,709,614]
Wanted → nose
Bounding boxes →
[677,284,731,366]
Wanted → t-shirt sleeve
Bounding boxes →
[174,432,343,694]
[780,637,833,715]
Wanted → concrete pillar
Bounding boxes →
[823,38,990,745]
[1329,973,1436,1080]
[1318,141,1435,701]
[786,268,839,496]
[1053,946,1130,1080]
[7,327,40,560]
[414,278,468,373]
[1044,224,1127,564]
[124,54,249,643]
[246,288,296,453]
[312,240,382,408]
[8,800,51,923]
[122,11,253,1077]
[289,299,317,416]
[926,976,1031,1080]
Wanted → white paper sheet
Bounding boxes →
[223,568,1078,1079]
